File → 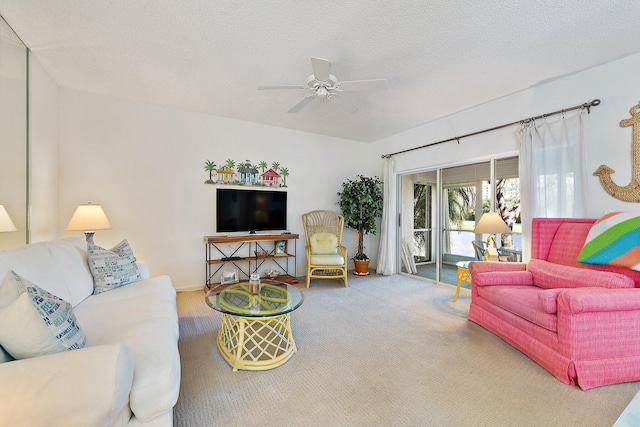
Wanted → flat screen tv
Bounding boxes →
[216,188,287,234]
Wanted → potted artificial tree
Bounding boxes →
[337,175,383,275]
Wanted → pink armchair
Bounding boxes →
[469,217,640,390]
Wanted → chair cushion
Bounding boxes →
[310,254,345,266]
[577,212,640,270]
[310,232,338,255]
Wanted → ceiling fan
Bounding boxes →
[258,57,388,113]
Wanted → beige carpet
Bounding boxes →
[174,274,639,427]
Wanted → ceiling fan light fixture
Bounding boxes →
[260,57,387,113]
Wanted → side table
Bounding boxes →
[454,261,472,302]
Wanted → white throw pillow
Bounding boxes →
[0,271,88,360]
[88,240,141,294]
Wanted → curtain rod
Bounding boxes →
[381,99,601,159]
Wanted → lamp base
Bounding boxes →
[84,232,95,244]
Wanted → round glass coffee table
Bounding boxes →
[205,280,304,372]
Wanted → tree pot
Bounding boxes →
[353,259,370,276]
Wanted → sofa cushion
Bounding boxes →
[473,270,533,286]
[310,232,338,255]
[577,212,640,270]
[547,222,592,267]
[88,240,141,294]
[0,345,13,363]
[527,259,635,290]
[73,276,179,422]
[0,344,134,427]
[538,288,563,314]
[0,271,88,360]
[0,237,94,307]
[477,285,557,332]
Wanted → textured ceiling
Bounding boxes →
[2,1,640,142]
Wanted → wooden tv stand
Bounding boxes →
[204,233,299,289]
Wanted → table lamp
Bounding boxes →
[66,203,112,243]
[0,205,17,232]
[474,212,510,248]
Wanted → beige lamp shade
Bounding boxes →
[474,212,510,235]
[66,203,112,231]
[0,205,17,232]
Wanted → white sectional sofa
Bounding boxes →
[0,237,180,426]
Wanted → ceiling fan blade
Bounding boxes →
[330,93,359,113]
[287,95,316,113]
[338,79,388,91]
[310,57,331,82]
[258,85,306,90]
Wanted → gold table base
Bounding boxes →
[217,312,297,372]
[454,265,472,302]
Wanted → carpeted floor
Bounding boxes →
[174,274,638,427]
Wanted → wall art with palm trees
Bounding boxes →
[203,159,289,187]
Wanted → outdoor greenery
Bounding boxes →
[412,177,522,253]
[338,175,384,261]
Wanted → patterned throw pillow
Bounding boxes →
[577,212,640,270]
[88,239,141,294]
[0,271,88,360]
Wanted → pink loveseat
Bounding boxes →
[468,217,640,390]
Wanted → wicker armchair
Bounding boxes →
[301,210,348,287]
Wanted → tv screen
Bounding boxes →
[216,188,287,233]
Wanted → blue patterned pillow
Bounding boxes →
[88,239,141,294]
[0,271,88,359]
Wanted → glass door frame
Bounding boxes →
[398,152,519,284]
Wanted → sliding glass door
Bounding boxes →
[399,156,520,287]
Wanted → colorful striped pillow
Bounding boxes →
[577,212,640,270]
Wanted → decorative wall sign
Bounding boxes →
[594,103,640,202]
[204,159,289,187]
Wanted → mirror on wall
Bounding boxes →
[0,16,28,250]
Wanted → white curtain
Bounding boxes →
[376,157,396,275]
[518,111,588,260]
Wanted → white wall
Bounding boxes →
[36,51,640,288]
[0,19,28,250]
[372,51,640,220]
[29,52,59,243]
[58,89,370,290]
